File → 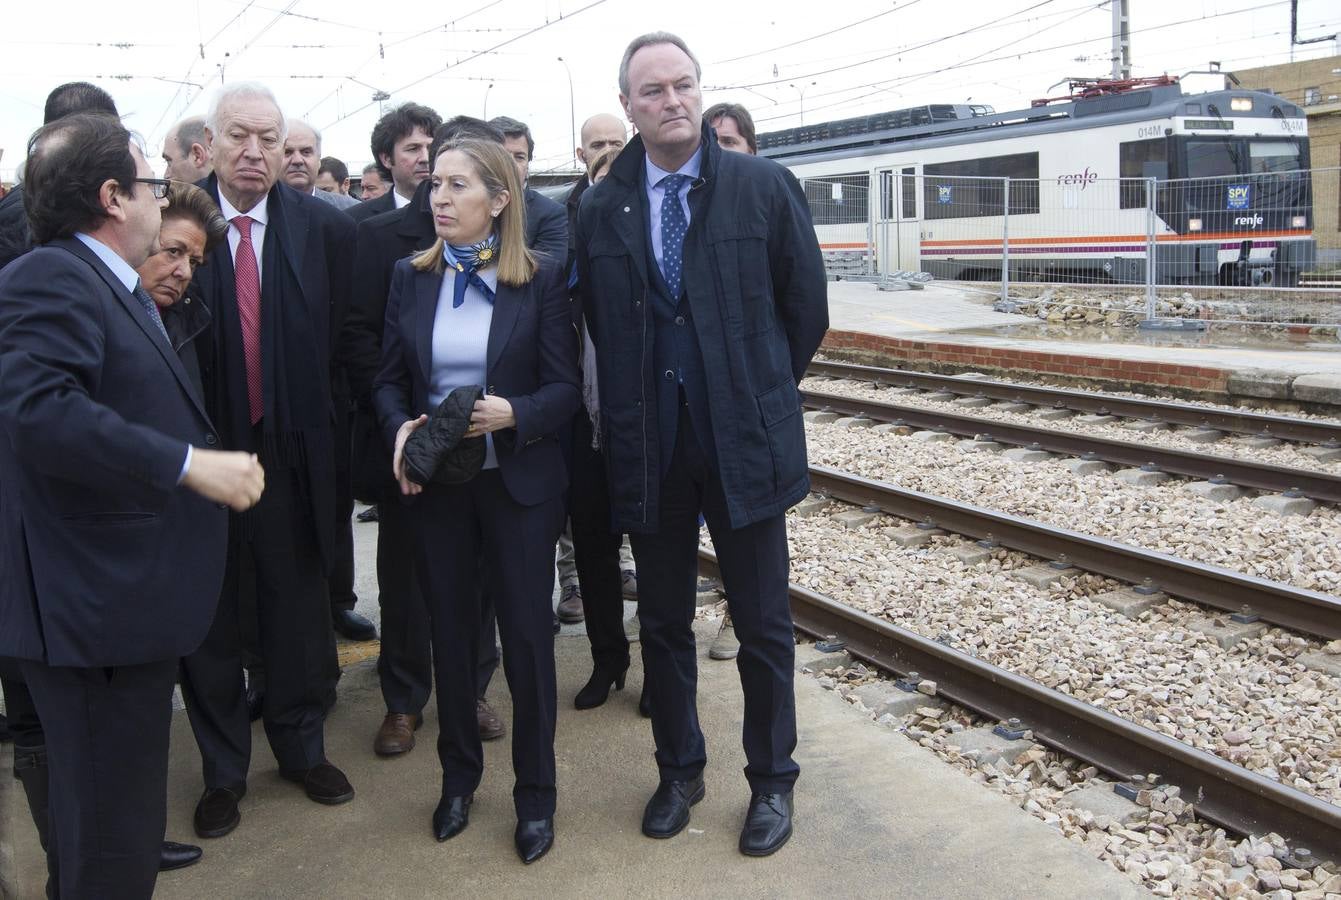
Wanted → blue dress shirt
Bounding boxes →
[429,265,499,469]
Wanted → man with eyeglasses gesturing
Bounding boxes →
[0,112,263,898]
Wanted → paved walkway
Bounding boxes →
[827,280,1341,378]
[1,516,1141,899]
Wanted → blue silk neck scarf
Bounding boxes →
[442,233,499,308]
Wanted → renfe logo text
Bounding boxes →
[1057,167,1098,188]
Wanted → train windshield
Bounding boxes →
[1248,140,1302,174]
[1185,140,1238,178]
[1179,137,1306,178]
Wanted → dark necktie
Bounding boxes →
[658,173,688,299]
[132,283,170,342]
[231,215,264,424]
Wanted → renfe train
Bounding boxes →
[759,78,1316,286]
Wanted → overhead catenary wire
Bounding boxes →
[712,0,927,66]
[704,0,1064,91]
[318,0,607,132]
[747,0,1297,126]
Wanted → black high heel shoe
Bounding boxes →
[515,817,554,864]
[433,793,473,841]
[574,666,628,710]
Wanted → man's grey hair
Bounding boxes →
[171,116,208,154]
[204,82,287,139]
[287,119,322,151]
[618,31,702,97]
[361,162,381,177]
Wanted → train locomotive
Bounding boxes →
[760,77,1316,287]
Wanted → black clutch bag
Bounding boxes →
[402,385,487,486]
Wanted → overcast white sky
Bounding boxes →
[1,0,1337,180]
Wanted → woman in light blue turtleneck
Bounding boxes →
[371,138,579,864]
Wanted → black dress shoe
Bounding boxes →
[574,666,627,710]
[433,794,473,841]
[641,775,705,839]
[159,840,202,871]
[515,817,554,864]
[281,761,355,805]
[739,791,793,857]
[194,786,244,839]
[638,684,652,718]
[333,608,378,641]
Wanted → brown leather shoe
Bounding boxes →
[476,698,505,741]
[556,583,584,624]
[374,713,421,757]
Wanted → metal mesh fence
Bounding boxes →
[796,165,1341,326]
[797,173,872,277]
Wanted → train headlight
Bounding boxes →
[1188,218,1203,232]
[1230,97,1253,112]
[1292,216,1307,228]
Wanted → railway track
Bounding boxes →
[803,464,1341,640]
[807,359,1341,447]
[800,388,1341,503]
[698,546,1341,860]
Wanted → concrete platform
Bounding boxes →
[2,515,1141,899]
[823,280,1341,408]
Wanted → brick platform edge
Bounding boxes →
[821,329,1341,414]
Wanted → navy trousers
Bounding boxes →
[22,657,177,900]
[180,467,335,788]
[374,494,500,717]
[630,405,800,794]
[412,470,564,819]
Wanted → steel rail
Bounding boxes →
[801,388,1341,504]
[807,359,1341,446]
[697,548,1341,859]
[805,465,1341,640]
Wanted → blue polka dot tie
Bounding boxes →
[658,173,688,300]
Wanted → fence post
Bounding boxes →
[1001,177,1011,305]
[1144,176,1157,322]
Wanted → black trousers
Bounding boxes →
[568,411,630,671]
[180,468,336,788]
[374,494,500,716]
[412,470,564,819]
[631,406,800,794]
[22,657,176,900]
[330,401,358,614]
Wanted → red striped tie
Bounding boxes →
[232,215,263,424]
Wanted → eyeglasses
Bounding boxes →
[133,178,171,200]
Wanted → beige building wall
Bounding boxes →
[1233,55,1341,256]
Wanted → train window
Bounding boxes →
[1119,138,1167,208]
[923,152,1039,219]
[1248,140,1301,174]
[1184,140,1238,178]
[802,173,869,225]
[901,167,917,219]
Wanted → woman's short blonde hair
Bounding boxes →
[412,138,536,286]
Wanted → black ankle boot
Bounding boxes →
[574,666,627,710]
